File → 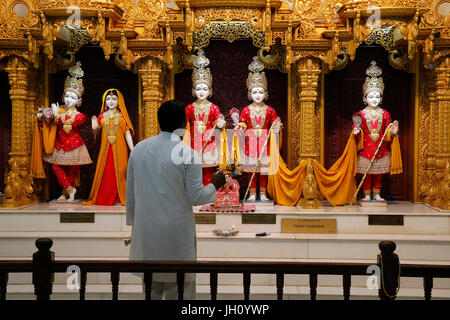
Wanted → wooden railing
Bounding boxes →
[0,238,449,300]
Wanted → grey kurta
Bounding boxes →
[126,131,217,282]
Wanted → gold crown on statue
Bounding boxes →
[363,61,384,96]
[192,49,212,88]
[64,61,85,97]
[247,56,267,92]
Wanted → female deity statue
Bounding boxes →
[184,49,226,186]
[35,61,92,202]
[238,56,281,202]
[352,61,400,201]
[84,89,135,206]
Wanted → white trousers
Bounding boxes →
[143,281,196,300]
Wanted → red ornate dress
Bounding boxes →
[185,102,221,185]
[353,107,392,193]
[43,109,92,192]
[239,104,278,189]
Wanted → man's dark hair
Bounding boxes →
[157,100,186,133]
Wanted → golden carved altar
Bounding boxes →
[0,0,448,209]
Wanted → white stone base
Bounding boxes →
[0,201,449,300]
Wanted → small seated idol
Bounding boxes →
[352,61,399,202]
[185,49,226,186]
[84,89,135,206]
[237,56,281,202]
[214,175,240,208]
[36,62,92,202]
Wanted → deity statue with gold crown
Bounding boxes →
[238,56,281,202]
[83,89,135,206]
[32,62,92,202]
[352,61,401,202]
[184,49,226,186]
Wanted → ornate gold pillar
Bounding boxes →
[433,57,450,210]
[3,57,35,208]
[139,57,165,139]
[296,57,321,161]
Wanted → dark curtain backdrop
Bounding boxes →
[49,46,139,200]
[324,46,411,200]
[0,73,11,193]
[175,40,288,198]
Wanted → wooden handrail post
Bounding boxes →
[0,272,8,301]
[377,241,400,300]
[32,238,55,300]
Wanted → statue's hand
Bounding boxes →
[272,117,282,133]
[353,127,360,135]
[216,114,225,129]
[391,120,399,136]
[51,103,59,116]
[91,115,98,130]
[36,106,44,120]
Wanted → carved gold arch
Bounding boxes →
[0,0,448,209]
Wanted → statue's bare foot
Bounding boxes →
[57,193,67,201]
[373,193,385,201]
[247,193,256,202]
[362,194,371,201]
[67,187,77,202]
[260,192,269,201]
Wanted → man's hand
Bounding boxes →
[211,171,226,190]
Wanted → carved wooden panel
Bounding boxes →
[50,46,139,200]
[324,46,411,200]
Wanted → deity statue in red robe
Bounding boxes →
[352,61,400,201]
[35,62,92,202]
[238,57,281,202]
[184,49,225,186]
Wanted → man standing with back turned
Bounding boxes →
[126,100,226,300]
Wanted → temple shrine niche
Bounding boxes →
[0,0,444,208]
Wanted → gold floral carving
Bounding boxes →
[193,21,266,48]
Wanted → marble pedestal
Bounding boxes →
[0,201,449,299]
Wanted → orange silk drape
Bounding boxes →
[268,133,358,206]
[83,117,130,205]
[30,113,58,179]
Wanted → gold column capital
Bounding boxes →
[139,58,165,139]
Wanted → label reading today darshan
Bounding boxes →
[281,218,337,234]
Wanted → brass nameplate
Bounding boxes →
[368,215,404,226]
[242,214,276,224]
[194,213,216,224]
[60,212,95,223]
[281,218,337,234]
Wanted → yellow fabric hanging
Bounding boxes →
[311,134,358,206]
[390,135,402,174]
[384,127,403,175]
[30,109,60,178]
[42,115,58,154]
[182,122,191,146]
[31,119,46,179]
[218,128,229,170]
[268,133,358,206]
